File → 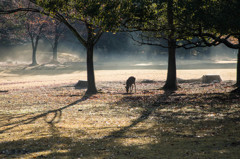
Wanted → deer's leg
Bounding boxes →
[130,85,132,93]
[134,83,136,93]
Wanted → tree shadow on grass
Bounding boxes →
[0,94,91,134]
[1,91,240,158]
[99,91,240,158]
[105,91,174,138]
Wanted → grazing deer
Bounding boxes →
[125,76,136,93]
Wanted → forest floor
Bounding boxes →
[0,64,240,158]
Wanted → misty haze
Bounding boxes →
[1,1,240,159]
[0,33,237,70]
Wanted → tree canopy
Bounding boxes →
[31,0,128,94]
[185,0,240,88]
[1,0,240,91]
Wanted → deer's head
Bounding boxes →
[125,86,129,93]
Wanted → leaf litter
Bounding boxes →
[0,69,240,158]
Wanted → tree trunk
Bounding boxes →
[163,40,178,90]
[53,45,58,62]
[30,46,38,66]
[236,48,240,87]
[86,43,97,94]
[162,0,178,91]
[51,28,60,64]
[30,36,40,66]
[51,41,59,64]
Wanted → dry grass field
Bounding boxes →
[0,64,240,158]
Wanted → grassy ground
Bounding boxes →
[0,65,240,158]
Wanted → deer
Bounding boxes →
[125,76,136,93]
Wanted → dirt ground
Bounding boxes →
[0,65,240,158]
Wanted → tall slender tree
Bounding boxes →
[25,12,48,66]
[43,19,66,64]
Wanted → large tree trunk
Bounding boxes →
[163,40,178,90]
[162,0,178,91]
[86,43,97,94]
[236,48,240,87]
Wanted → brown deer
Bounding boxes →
[125,76,136,93]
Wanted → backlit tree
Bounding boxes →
[0,0,125,94]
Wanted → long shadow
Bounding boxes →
[0,94,91,134]
[70,91,240,158]
[105,89,240,139]
[0,90,174,158]
[105,90,173,139]
[1,91,240,158]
